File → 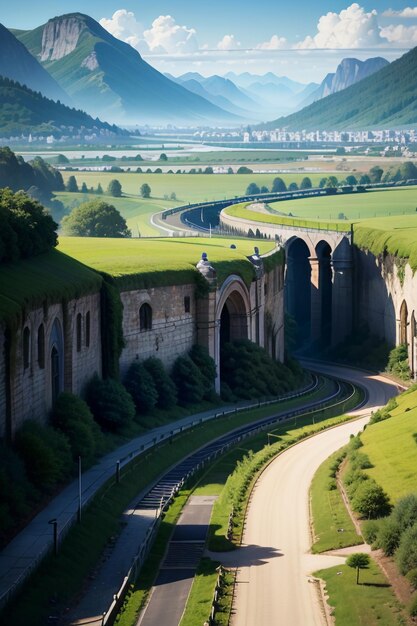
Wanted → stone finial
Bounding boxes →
[196,252,217,282]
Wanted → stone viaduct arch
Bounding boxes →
[284,231,352,348]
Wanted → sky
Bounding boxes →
[3,1,417,81]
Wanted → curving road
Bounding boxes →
[229,363,398,626]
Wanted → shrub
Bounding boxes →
[377,517,402,556]
[0,443,33,540]
[171,355,205,405]
[350,451,373,470]
[410,594,417,618]
[344,468,368,489]
[86,375,135,431]
[220,339,299,400]
[391,494,417,532]
[189,344,217,399]
[387,344,410,380]
[397,523,417,574]
[52,392,103,465]
[15,421,72,491]
[124,362,158,414]
[351,479,391,519]
[143,357,177,410]
[362,519,381,545]
[406,568,417,590]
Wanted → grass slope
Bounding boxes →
[354,216,417,272]
[359,387,417,502]
[263,45,417,130]
[0,249,102,326]
[58,236,278,289]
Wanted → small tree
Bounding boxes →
[246,182,260,195]
[143,357,177,409]
[96,182,103,195]
[171,355,205,405]
[66,175,79,193]
[271,177,287,193]
[107,179,122,197]
[140,183,151,198]
[159,153,168,161]
[61,200,131,237]
[300,177,312,189]
[124,362,158,414]
[346,553,370,584]
[352,480,391,518]
[170,192,177,201]
[81,182,88,193]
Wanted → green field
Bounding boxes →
[58,236,278,288]
[55,191,178,236]
[268,186,417,221]
[315,562,403,625]
[359,387,417,502]
[60,171,329,204]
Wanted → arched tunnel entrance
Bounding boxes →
[220,290,249,345]
[286,239,311,347]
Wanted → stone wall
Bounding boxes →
[3,293,102,438]
[355,247,417,375]
[119,283,197,379]
[264,263,285,363]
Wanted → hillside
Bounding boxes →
[0,23,68,103]
[0,75,125,137]
[300,57,389,108]
[262,47,417,130]
[14,14,238,126]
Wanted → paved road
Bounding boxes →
[230,364,398,626]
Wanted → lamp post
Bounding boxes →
[48,518,58,556]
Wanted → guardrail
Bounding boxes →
[99,375,360,626]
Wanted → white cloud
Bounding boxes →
[99,10,146,51]
[217,34,241,50]
[256,35,287,50]
[380,23,417,44]
[383,7,417,18]
[296,3,385,49]
[143,15,198,54]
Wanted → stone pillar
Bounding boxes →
[331,258,353,346]
[309,257,321,342]
[195,253,220,392]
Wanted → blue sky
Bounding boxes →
[3,1,417,81]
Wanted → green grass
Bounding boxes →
[223,202,351,232]
[354,216,417,272]
[55,191,178,236]
[310,448,362,553]
[60,171,330,205]
[359,388,417,502]
[0,249,102,326]
[314,561,404,625]
[178,558,220,626]
[58,236,279,289]
[269,186,417,221]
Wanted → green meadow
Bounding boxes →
[268,186,417,221]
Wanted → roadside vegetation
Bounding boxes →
[114,381,363,626]
[311,385,417,622]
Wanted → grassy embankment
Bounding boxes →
[311,386,417,624]
[58,236,279,291]
[1,384,331,626]
[116,382,363,626]
[223,201,352,232]
[0,248,102,326]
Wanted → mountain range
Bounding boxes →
[11,13,239,126]
[1,11,416,130]
[300,57,389,108]
[263,46,417,130]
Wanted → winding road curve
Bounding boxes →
[228,363,398,626]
